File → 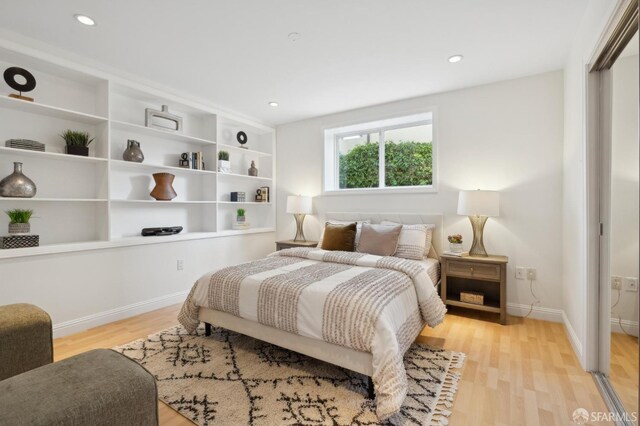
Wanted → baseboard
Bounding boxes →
[610,317,639,337]
[52,290,189,338]
[507,303,563,323]
[562,311,584,366]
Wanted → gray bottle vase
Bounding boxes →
[123,140,144,163]
[0,162,37,198]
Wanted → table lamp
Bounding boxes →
[457,190,500,257]
[286,195,313,242]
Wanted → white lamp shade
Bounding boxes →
[286,195,313,214]
[457,190,500,217]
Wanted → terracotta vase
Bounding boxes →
[150,173,177,201]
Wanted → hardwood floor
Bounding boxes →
[53,305,611,425]
[609,331,639,416]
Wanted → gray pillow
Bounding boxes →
[357,223,402,256]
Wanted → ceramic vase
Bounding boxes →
[123,140,144,163]
[0,162,37,198]
[150,173,177,201]
[449,242,464,253]
[8,223,30,234]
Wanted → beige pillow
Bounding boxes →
[357,223,402,256]
[380,222,435,260]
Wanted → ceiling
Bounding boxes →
[0,0,589,126]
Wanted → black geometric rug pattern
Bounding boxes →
[115,324,465,426]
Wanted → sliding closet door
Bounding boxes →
[606,36,639,417]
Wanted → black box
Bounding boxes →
[1,235,39,249]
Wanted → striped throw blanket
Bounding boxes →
[178,248,447,419]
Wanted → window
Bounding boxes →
[324,112,435,193]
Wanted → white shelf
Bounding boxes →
[0,198,107,202]
[217,172,272,181]
[216,227,276,237]
[0,96,108,124]
[110,159,216,175]
[0,146,108,164]
[0,45,275,258]
[218,201,272,205]
[0,227,276,259]
[111,199,217,204]
[218,144,272,157]
[111,120,216,146]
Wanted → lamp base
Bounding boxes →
[293,214,307,242]
[468,215,488,257]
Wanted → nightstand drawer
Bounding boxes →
[446,261,501,281]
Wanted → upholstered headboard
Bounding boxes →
[323,212,444,257]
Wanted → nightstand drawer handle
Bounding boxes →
[469,267,474,274]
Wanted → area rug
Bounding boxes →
[115,324,465,426]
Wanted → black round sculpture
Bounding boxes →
[236,131,248,147]
[4,67,36,101]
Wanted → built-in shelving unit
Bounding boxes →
[0,45,276,259]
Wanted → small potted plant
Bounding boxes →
[218,150,231,173]
[5,208,33,234]
[236,208,246,223]
[447,234,464,253]
[61,130,94,156]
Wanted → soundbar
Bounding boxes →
[141,226,183,237]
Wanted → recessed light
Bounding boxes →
[74,14,96,26]
[268,101,279,107]
[288,32,301,42]
[448,55,463,63]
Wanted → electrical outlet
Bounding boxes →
[526,268,537,281]
[611,276,623,290]
[177,260,184,271]
[515,267,526,280]
[625,277,638,292]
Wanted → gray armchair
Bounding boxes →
[0,303,159,426]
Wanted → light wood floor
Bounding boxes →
[610,332,639,416]
[53,305,612,426]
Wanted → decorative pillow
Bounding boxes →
[320,222,357,251]
[381,222,435,260]
[318,219,370,248]
[357,223,402,256]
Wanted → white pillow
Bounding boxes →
[380,221,435,260]
[318,219,370,249]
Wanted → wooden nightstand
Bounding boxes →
[275,240,318,251]
[440,253,509,324]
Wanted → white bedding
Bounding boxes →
[179,248,446,419]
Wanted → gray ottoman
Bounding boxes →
[0,348,158,426]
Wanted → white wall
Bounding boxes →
[562,0,619,367]
[610,53,639,330]
[0,233,275,337]
[276,71,565,319]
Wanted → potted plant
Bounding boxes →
[61,130,94,156]
[236,208,246,223]
[5,208,33,234]
[447,234,464,253]
[218,150,231,173]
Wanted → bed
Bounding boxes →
[178,213,445,420]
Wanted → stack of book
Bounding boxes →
[179,152,205,170]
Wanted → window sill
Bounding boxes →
[322,186,438,196]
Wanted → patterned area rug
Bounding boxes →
[115,325,464,426]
